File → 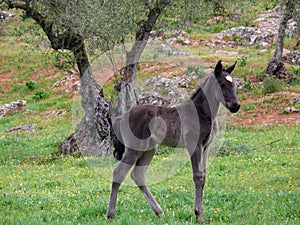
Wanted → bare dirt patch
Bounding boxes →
[0,50,298,127]
[0,70,14,91]
[231,92,300,126]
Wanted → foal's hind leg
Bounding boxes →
[130,149,163,216]
[107,149,142,220]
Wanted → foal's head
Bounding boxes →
[214,60,240,113]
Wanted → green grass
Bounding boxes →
[1,2,300,224]
[1,125,299,224]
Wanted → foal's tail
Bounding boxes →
[112,117,125,161]
[113,136,125,161]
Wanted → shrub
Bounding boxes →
[262,77,284,94]
[25,81,36,90]
[289,66,300,86]
[32,90,49,101]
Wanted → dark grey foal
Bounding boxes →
[107,60,240,222]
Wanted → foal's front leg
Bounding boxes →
[190,145,207,222]
[107,149,142,220]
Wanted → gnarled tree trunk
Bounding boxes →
[266,0,296,79]
[114,0,171,116]
[59,44,111,156]
[4,0,111,155]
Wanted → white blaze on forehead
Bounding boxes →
[225,75,233,83]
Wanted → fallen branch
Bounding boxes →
[252,139,282,151]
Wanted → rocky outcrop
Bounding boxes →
[52,74,80,93]
[205,6,298,48]
[5,124,36,133]
[157,43,192,57]
[43,109,67,118]
[139,72,199,106]
[0,100,27,118]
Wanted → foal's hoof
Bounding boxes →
[194,207,204,222]
[153,205,163,217]
[107,211,115,221]
[154,209,163,217]
[196,214,204,223]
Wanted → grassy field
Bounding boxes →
[1,1,300,224]
[1,125,299,224]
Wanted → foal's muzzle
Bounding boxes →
[229,102,240,113]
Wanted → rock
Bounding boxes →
[52,75,77,88]
[0,11,16,22]
[65,80,80,93]
[215,50,241,56]
[5,124,36,133]
[157,43,173,52]
[0,100,27,117]
[157,43,191,57]
[282,48,291,58]
[52,74,80,93]
[283,106,299,114]
[284,51,300,66]
[164,31,199,47]
[44,109,67,117]
[289,96,300,104]
[139,92,170,106]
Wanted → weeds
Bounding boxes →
[243,103,256,112]
[262,77,284,94]
[238,56,247,67]
[32,90,49,101]
[242,76,253,90]
[233,34,243,45]
[218,139,252,156]
[184,65,205,78]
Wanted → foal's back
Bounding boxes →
[126,104,182,147]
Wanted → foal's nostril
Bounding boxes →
[230,102,240,113]
[234,103,240,109]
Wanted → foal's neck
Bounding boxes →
[192,75,220,120]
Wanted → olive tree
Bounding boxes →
[3,0,171,155]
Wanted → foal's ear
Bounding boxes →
[214,60,223,75]
[225,61,237,74]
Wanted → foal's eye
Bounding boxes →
[220,83,226,88]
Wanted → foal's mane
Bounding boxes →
[190,74,213,100]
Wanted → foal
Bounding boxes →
[107,60,240,222]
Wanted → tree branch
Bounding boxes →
[273,0,296,61]
[136,0,171,41]
[126,0,170,66]
[4,0,84,51]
